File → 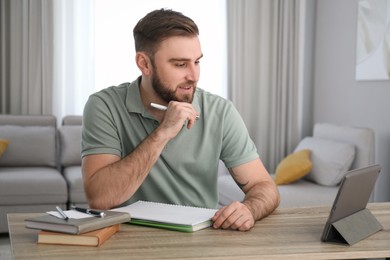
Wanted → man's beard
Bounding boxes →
[151,70,196,104]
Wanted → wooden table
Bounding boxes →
[7,203,390,259]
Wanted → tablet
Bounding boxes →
[321,164,381,242]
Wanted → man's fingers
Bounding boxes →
[164,101,199,129]
[212,202,255,231]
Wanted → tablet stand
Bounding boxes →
[323,208,383,245]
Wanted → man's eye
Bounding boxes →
[175,63,186,67]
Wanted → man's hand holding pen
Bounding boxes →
[151,101,200,139]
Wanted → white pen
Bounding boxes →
[56,206,69,221]
[150,103,168,111]
[150,103,200,119]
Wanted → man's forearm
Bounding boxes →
[243,181,280,221]
[229,161,280,221]
[84,128,170,209]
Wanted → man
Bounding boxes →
[81,9,279,231]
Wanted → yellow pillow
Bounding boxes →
[0,139,10,157]
[274,149,312,185]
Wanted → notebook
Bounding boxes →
[112,200,218,232]
[321,164,382,243]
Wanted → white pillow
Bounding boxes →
[294,137,355,186]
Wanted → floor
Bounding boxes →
[0,234,11,260]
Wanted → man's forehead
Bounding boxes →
[156,36,202,60]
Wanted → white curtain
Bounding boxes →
[0,0,94,124]
[51,0,95,123]
[227,0,305,172]
[0,0,54,115]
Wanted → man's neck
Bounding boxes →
[139,77,166,121]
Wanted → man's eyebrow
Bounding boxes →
[169,54,204,62]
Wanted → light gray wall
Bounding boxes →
[313,0,390,201]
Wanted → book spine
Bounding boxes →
[96,224,120,246]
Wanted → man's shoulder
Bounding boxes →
[92,82,131,99]
[87,82,137,109]
[195,88,236,117]
[195,88,232,107]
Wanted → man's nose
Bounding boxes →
[185,64,200,82]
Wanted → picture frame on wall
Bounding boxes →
[355,0,390,81]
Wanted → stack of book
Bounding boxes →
[25,209,131,247]
[25,201,218,246]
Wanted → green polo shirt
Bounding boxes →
[82,77,258,208]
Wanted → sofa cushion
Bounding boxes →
[217,173,339,208]
[218,175,245,207]
[59,125,82,166]
[0,139,9,156]
[274,149,312,185]
[294,137,355,186]
[0,167,67,205]
[0,126,56,167]
[63,166,87,204]
[62,115,82,126]
[271,174,340,207]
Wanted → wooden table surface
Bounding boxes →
[7,203,390,259]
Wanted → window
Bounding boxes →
[53,0,227,119]
[94,0,227,97]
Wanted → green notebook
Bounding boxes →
[129,218,214,232]
[112,201,218,232]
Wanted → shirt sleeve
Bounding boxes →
[220,101,259,168]
[81,94,122,158]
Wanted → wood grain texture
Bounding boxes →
[8,203,390,259]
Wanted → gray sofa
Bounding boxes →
[0,115,89,233]
[0,115,68,233]
[218,123,375,208]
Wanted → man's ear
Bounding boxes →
[136,52,152,76]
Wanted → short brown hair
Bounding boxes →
[133,9,199,56]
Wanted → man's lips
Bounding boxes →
[177,85,194,92]
[179,84,194,89]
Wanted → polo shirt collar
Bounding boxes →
[126,76,144,115]
[126,76,201,118]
